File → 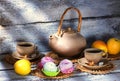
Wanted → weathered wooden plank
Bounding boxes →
[0,17,120,54]
[0,53,120,80]
[0,0,120,24]
[0,54,14,70]
[0,70,41,81]
[0,65,120,81]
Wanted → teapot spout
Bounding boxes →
[49,34,58,40]
[49,35,54,40]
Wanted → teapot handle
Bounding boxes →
[57,7,82,36]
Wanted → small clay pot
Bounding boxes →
[16,42,36,57]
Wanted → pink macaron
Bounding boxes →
[59,59,74,74]
[38,56,54,69]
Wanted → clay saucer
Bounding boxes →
[78,58,110,69]
[76,62,114,75]
[4,52,42,65]
[12,51,40,60]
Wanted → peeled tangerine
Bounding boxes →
[14,59,31,76]
[107,38,120,55]
[92,40,108,53]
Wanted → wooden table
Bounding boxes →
[0,53,120,81]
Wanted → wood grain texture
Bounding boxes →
[1,71,120,81]
[0,0,120,24]
[0,0,119,54]
[0,56,120,81]
[0,17,120,54]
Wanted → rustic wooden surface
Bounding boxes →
[0,0,120,81]
[0,0,120,54]
[0,0,120,23]
[0,17,120,54]
[0,53,120,81]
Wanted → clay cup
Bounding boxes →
[84,48,108,64]
[16,42,36,57]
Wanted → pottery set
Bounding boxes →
[48,7,114,75]
[78,48,108,68]
[84,48,108,65]
[12,42,38,60]
[10,7,114,78]
[77,48,115,75]
[81,48,108,66]
[3,7,115,79]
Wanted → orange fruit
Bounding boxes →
[14,59,31,76]
[92,40,108,53]
[107,38,120,55]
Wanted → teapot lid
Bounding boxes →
[64,27,76,34]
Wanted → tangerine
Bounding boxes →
[92,40,108,53]
[107,38,120,55]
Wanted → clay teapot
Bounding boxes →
[49,7,86,57]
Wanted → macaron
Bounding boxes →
[59,59,74,74]
[38,56,54,69]
[42,62,60,77]
[43,62,57,72]
[41,57,54,66]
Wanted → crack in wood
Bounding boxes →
[1,14,120,27]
